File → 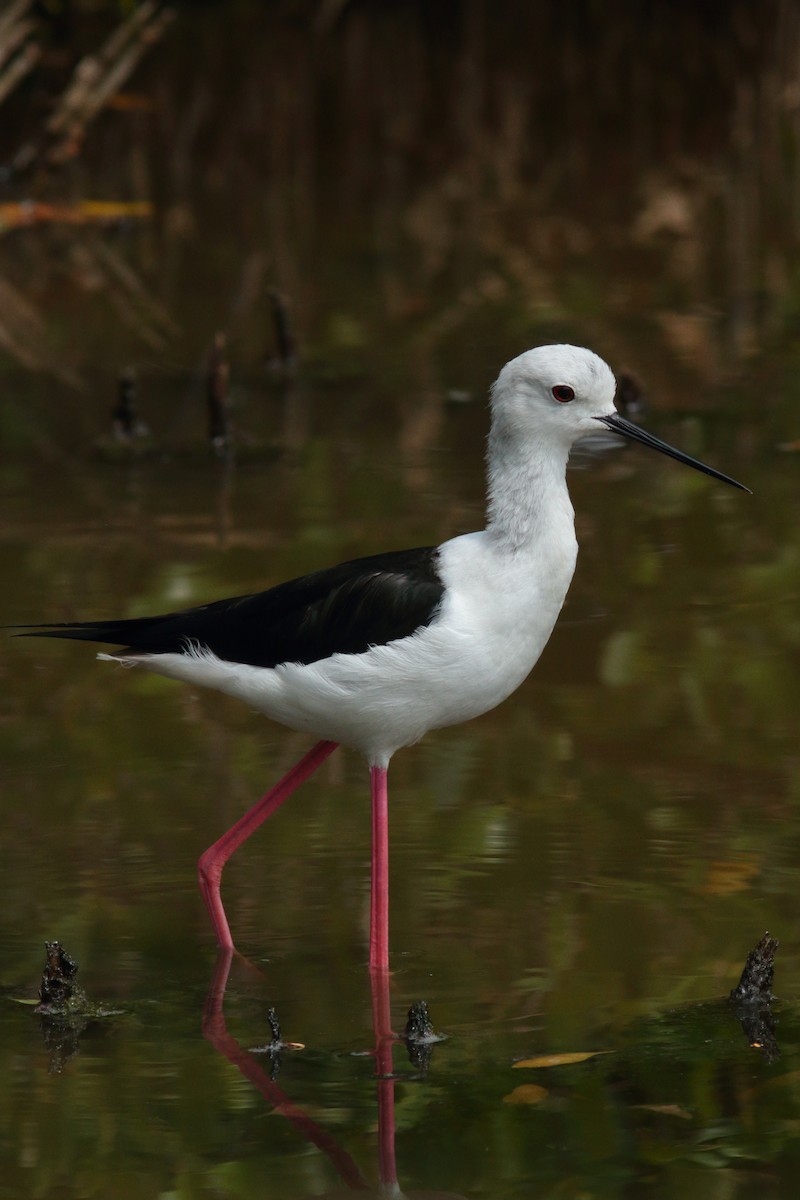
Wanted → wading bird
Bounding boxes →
[15,345,749,972]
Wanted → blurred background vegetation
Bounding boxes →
[1,0,800,402]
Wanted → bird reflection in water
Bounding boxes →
[202,951,463,1198]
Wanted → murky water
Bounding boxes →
[2,3,800,1197]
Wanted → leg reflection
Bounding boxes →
[371,967,398,1188]
[202,949,370,1191]
[202,952,457,1196]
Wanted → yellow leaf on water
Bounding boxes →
[503,1084,548,1105]
[634,1104,693,1120]
[513,1051,611,1069]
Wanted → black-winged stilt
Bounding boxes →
[15,345,749,973]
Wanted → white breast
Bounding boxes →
[114,527,578,767]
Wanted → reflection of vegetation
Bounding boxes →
[6,963,800,1197]
[1,409,798,1193]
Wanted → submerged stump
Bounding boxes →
[729,931,780,1062]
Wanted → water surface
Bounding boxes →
[1,4,800,1197]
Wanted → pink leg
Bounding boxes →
[198,739,339,951]
[369,765,390,974]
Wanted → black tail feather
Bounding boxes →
[10,615,170,648]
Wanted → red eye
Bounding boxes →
[552,384,575,403]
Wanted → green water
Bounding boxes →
[1,3,800,1197]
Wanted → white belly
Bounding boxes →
[106,529,578,765]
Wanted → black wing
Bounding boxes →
[14,546,445,669]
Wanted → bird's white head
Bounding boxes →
[490,343,750,492]
[490,344,617,450]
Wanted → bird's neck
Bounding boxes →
[484,427,575,552]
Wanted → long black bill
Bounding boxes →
[595,413,751,494]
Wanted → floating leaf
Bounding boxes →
[513,1051,611,1069]
[634,1104,693,1120]
[503,1084,548,1105]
